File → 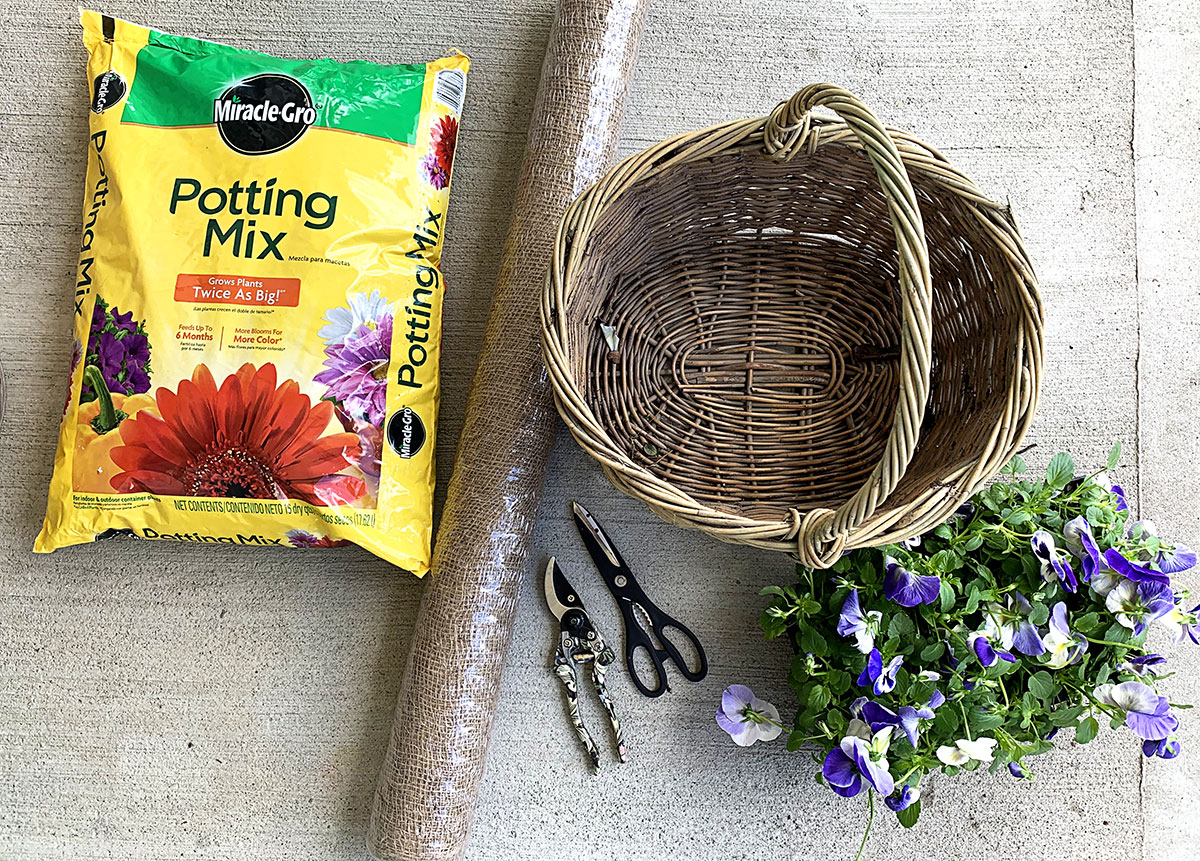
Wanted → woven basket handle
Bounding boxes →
[764,84,933,568]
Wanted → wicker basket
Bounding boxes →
[541,84,1043,568]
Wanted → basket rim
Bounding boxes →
[540,84,1045,566]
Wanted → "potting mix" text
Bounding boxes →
[169,177,339,259]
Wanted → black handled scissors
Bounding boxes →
[572,501,708,698]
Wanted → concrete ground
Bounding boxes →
[1,0,1197,858]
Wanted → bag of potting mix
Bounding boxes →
[35,12,469,574]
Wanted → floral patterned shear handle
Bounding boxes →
[544,558,628,773]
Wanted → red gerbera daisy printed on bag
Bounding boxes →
[431,115,458,173]
[109,363,365,506]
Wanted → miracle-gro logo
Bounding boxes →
[214,73,317,156]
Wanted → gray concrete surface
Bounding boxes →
[0,1,1196,859]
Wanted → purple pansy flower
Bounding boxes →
[822,722,895,798]
[1106,580,1175,636]
[1008,761,1028,778]
[1143,737,1181,759]
[861,689,946,747]
[1042,601,1088,668]
[1063,516,1102,582]
[857,649,903,695]
[1095,681,1178,741]
[1032,530,1078,592]
[1158,544,1197,575]
[883,556,941,607]
[983,592,1046,657]
[1111,484,1128,512]
[1119,653,1167,678]
[315,314,393,428]
[884,783,920,812]
[837,589,882,654]
[970,632,1015,668]
[1103,547,1170,587]
[1184,603,1200,645]
[715,685,783,747]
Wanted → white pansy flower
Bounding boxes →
[937,736,997,766]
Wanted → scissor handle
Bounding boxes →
[654,614,708,683]
[622,603,709,697]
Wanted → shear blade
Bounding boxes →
[544,557,583,620]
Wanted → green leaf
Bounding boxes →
[807,684,831,710]
[758,585,787,598]
[1075,717,1100,744]
[897,800,921,828]
[962,534,984,552]
[888,613,915,639]
[920,641,946,662]
[787,730,807,752]
[1103,622,1132,644]
[1028,671,1058,702]
[1046,452,1076,488]
[964,586,982,616]
[1005,509,1033,525]
[934,524,953,539]
[799,625,829,657]
[939,580,956,613]
[971,711,1006,732]
[1028,601,1050,627]
[827,670,852,695]
[790,655,812,683]
[1107,441,1123,470]
[1073,612,1101,634]
[1050,705,1086,727]
[1004,454,1027,475]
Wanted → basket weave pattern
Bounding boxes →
[542,84,1043,567]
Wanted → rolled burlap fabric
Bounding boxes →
[367,1,649,858]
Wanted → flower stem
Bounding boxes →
[853,791,875,861]
[84,364,126,435]
[959,700,973,742]
[1084,636,1143,650]
[740,707,786,731]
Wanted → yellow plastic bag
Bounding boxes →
[36,12,469,574]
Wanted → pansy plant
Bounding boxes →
[747,445,1195,853]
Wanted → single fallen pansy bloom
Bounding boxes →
[715,684,783,747]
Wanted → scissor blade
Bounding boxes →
[544,557,584,620]
[571,501,624,571]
